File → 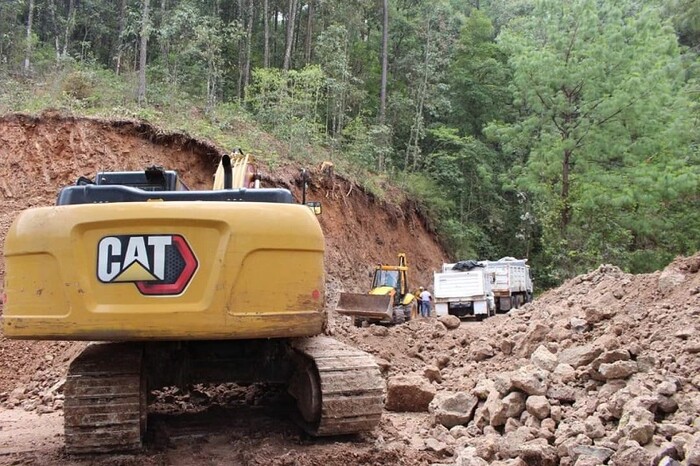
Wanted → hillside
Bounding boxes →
[0,113,698,466]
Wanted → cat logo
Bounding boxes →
[97,234,198,296]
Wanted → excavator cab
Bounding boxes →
[337,253,416,326]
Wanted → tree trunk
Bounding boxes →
[24,0,35,74]
[137,0,150,106]
[159,0,169,72]
[62,0,76,57]
[406,20,431,171]
[560,148,572,232]
[273,6,279,67]
[47,0,60,61]
[304,1,314,65]
[237,0,244,100]
[263,0,270,67]
[283,0,298,71]
[379,0,389,125]
[243,0,254,93]
[378,0,389,171]
[114,0,128,74]
[293,1,301,62]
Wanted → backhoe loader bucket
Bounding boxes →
[336,293,393,321]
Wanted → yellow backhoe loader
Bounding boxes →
[2,151,383,453]
[336,253,417,326]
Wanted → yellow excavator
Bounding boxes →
[336,253,417,326]
[2,152,383,453]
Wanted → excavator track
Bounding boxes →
[64,343,146,454]
[289,336,385,436]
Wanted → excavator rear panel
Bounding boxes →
[3,200,325,340]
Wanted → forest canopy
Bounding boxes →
[1,0,698,288]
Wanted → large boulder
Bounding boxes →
[610,441,654,466]
[525,395,550,420]
[502,391,527,419]
[385,374,436,412]
[618,404,656,445]
[429,391,479,428]
[583,415,606,439]
[511,366,549,396]
[455,447,489,466]
[531,345,558,372]
[516,323,550,358]
[558,344,603,368]
[484,392,508,427]
[439,314,461,329]
[598,360,638,380]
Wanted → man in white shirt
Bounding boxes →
[419,287,432,317]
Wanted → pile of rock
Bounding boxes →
[371,254,700,465]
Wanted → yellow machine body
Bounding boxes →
[3,201,325,341]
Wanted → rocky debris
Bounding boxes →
[455,447,489,466]
[469,341,495,361]
[439,315,461,330]
[333,253,700,465]
[385,374,436,412]
[598,360,638,380]
[558,343,602,368]
[429,392,479,428]
[531,345,558,372]
[686,433,700,465]
[370,325,389,337]
[425,365,443,383]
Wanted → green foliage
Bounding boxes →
[447,10,513,136]
[62,71,97,101]
[246,66,326,160]
[489,0,699,278]
[666,0,700,48]
[397,171,454,221]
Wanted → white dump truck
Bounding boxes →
[481,257,533,312]
[433,261,495,319]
